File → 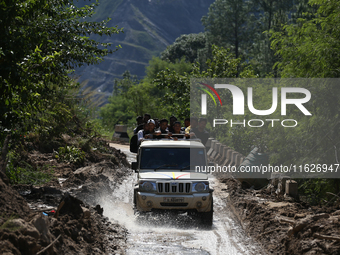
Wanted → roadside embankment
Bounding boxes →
[221,178,340,254]
[0,138,130,255]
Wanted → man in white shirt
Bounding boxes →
[137,119,156,144]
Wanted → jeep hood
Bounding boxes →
[138,171,208,180]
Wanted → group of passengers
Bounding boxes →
[133,114,210,146]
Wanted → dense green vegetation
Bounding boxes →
[1,0,339,205]
[100,0,340,204]
[0,0,122,183]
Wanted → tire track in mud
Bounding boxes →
[211,179,259,255]
[108,143,266,255]
[212,229,222,254]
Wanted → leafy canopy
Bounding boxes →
[0,0,122,132]
[271,0,340,78]
[154,45,255,119]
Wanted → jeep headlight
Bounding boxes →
[139,181,157,192]
[192,182,209,192]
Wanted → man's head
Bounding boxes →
[173,121,182,133]
[147,119,156,131]
[154,118,159,128]
[198,118,207,130]
[143,122,149,132]
[136,116,143,125]
[169,116,177,126]
[159,118,168,131]
[144,113,151,123]
[184,118,190,128]
[190,117,198,129]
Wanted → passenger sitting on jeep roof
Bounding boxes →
[171,121,185,140]
[181,117,190,131]
[137,119,157,144]
[154,118,170,139]
[133,116,144,134]
[185,117,198,136]
[190,118,210,145]
[168,115,177,133]
[134,113,150,135]
[144,119,157,138]
[143,113,151,123]
[158,119,169,133]
[137,122,149,144]
[153,118,159,129]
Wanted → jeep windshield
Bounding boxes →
[140,148,206,170]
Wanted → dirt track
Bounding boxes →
[2,140,339,254]
[108,143,266,255]
[109,143,340,255]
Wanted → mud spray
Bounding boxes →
[101,144,264,254]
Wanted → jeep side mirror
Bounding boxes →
[131,162,138,171]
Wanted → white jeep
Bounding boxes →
[131,139,213,226]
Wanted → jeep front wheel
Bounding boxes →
[199,198,213,227]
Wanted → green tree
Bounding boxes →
[249,0,295,77]
[202,0,256,59]
[160,33,208,64]
[145,56,192,82]
[99,70,172,131]
[0,0,122,134]
[269,0,340,201]
[271,0,340,78]
[113,71,139,96]
[154,45,253,119]
[99,95,134,130]
[269,0,340,165]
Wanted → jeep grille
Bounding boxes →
[157,182,191,193]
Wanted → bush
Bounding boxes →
[56,146,86,166]
[6,154,54,185]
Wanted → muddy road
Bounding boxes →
[106,143,266,255]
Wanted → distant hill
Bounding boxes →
[75,0,214,96]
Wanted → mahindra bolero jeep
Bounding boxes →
[131,139,213,226]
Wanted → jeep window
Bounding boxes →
[140,148,206,170]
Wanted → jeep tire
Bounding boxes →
[199,198,213,227]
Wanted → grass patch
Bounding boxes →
[0,215,21,232]
[6,153,55,185]
[56,145,86,166]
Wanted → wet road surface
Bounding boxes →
[106,143,266,255]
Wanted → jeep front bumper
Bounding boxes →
[135,191,213,212]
